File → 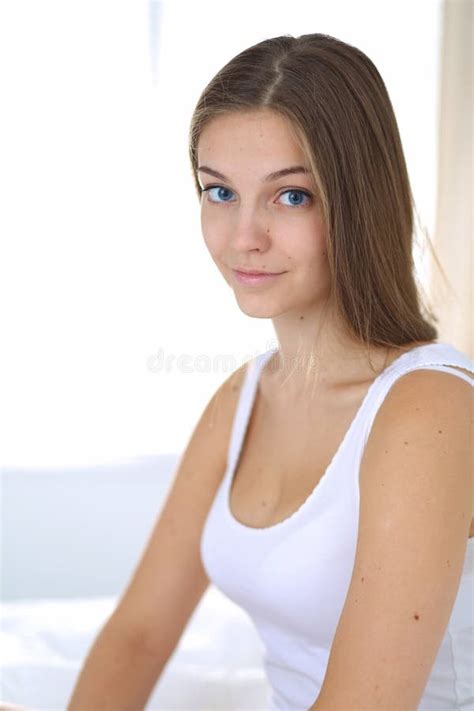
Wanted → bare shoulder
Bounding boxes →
[360,365,473,528]
[418,363,473,382]
[153,357,251,509]
[211,358,250,413]
[197,358,250,459]
[315,366,473,708]
[363,366,473,460]
[378,365,473,417]
[449,365,474,381]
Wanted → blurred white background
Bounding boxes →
[0,0,442,467]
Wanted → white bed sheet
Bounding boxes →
[0,586,271,710]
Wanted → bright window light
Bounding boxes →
[0,0,442,467]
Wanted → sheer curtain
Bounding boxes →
[430,0,473,357]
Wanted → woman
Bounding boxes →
[68,33,473,710]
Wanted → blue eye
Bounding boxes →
[203,186,235,203]
[279,190,311,207]
[202,186,312,207]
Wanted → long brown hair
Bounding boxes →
[188,33,438,359]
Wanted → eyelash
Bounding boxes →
[201,185,313,208]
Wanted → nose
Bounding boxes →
[229,207,272,252]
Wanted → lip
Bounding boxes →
[234,268,281,275]
[233,269,284,286]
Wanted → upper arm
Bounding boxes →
[312,369,473,710]
[111,361,249,664]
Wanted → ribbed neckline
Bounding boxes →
[225,341,471,534]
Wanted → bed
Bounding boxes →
[0,455,271,710]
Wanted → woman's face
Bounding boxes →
[197,109,330,318]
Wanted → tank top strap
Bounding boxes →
[226,348,277,476]
[360,342,473,446]
[379,342,473,390]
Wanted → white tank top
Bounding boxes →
[200,342,474,710]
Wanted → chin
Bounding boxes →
[232,294,289,319]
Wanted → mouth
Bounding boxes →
[234,268,283,275]
[232,269,285,286]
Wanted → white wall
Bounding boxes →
[1,455,179,600]
[0,0,442,467]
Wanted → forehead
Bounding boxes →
[197,109,306,163]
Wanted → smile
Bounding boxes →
[233,270,285,286]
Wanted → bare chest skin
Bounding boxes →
[229,379,370,529]
[229,366,474,537]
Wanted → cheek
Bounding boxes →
[306,216,328,261]
[201,209,233,261]
[281,217,327,264]
[200,212,220,253]
[201,228,224,258]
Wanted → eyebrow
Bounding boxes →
[197,165,310,183]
